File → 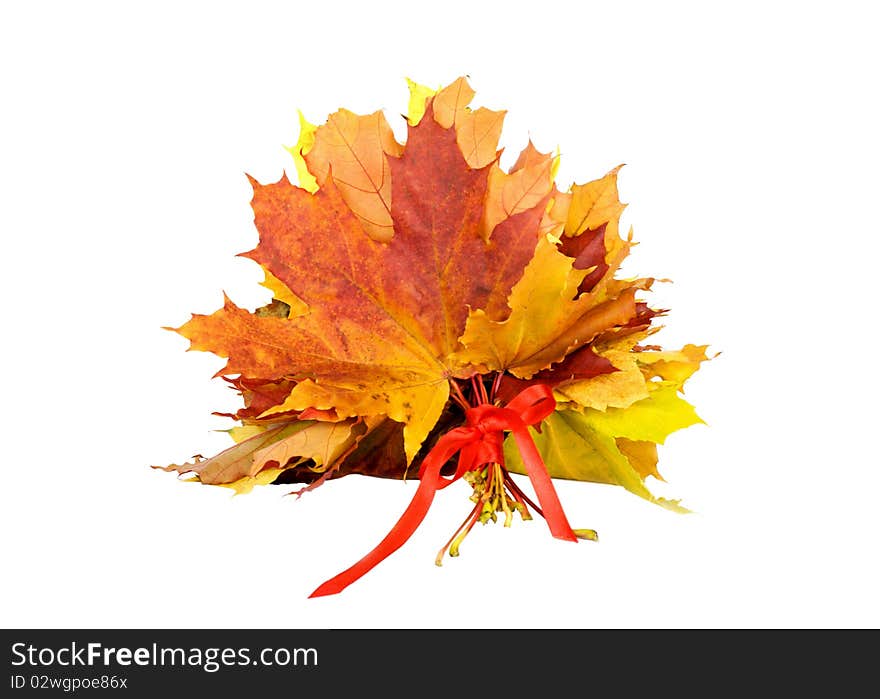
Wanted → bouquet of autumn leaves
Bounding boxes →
[158,77,710,597]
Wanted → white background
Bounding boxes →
[2,1,878,629]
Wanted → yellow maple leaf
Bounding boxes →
[284,111,318,193]
[259,269,309,319]
[221,467,288,496]
[636,344,713,386]
[453,235,646,378]
[405,77,437,125]
[565,165,627,239]
[504,390,700,512]
[555,331,652,410]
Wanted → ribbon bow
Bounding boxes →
[309,383,577,598]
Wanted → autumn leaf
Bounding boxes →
[259,270,308,319]
[451,234,647,378]
[282,402,465,485]
[503,406,689,513]
[564,165,627,238]
[250,417,372,475]
[481,141,556,240]
[153,422,306,485]
[615,438,662,481]
[174,91,550,463]
[154,418,373,485]
[405,77,436,126]
[503,385,702,512]
[284,111,318,193]
[213,376,297,421]
[554,330,653,411]
[585,382,704,444]
[304,108,403,243]
[493,344,618,405]
[221,467,289,496]
[431,76,506,168]
[636,344,713,385]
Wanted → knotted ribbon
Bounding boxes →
[309,383,577,598]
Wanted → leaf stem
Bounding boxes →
[435,499,481,566]
[490,371,503,404]
[449,379,471,410]
[471,375,489,405]
[495,463,514,527]
[449,507,481,557]
[504,473,544,519]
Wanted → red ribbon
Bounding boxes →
[309,383,577,598]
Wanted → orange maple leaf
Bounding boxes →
[174,100,554,464]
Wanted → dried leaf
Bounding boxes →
[494,345,618,405]
[405,77,436,126]
[564,165,627,238]
[284,111,318,193]
[153,422,306,484]
[259,269,308,319]
[173,89,551,463]
[304,108,403,242]
[481,142,556,240]
[556,331,653,411]
[636,344,713,386]
[452,235,643,378]
[432,76,506,168]
[503,407,690,512]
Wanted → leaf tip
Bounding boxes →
[244,172,261,190]
[236,247,258,264]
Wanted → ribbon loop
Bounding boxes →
[309,382,577,598]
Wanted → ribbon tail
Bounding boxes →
[308,463,444,598]
[309,431,472,598]
[511,427,578,543]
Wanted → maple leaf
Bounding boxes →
[502,392,698,513]
[161,76,713,594]
[493,344,618,405]
[153,418,370,486]
[428,76,507,169]
[451,234,648,378]
[303,108,403,243]
[213,376,297,421]
[481,141,557,240]
[554,330,654,411]
[273,402,466,487]
[173,88,548,465]
[259,270,308,319]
